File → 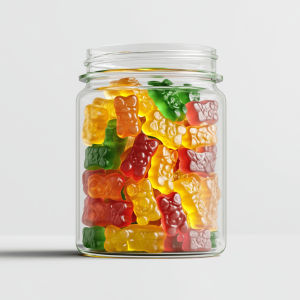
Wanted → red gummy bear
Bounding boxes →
[120,133,159,181]
[181,229,211,252]
[156,192,189,236]
[186,100,218,126]
[82,197,133,228]
[82,169,105,195]
[164,234,184,252]
[178,146,217,177]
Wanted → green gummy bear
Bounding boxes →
[148,79,187,122]
[82,226,105,250]
[210,231,221,248]
[148,79,173,86]
[84,144,116,170]
[148,80,202,108]
[103,119,127,169]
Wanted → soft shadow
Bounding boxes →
[0,250,83,259]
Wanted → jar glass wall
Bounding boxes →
[76,44,226,257]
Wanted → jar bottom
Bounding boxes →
[76,244,226,258]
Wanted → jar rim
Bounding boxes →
[83,43,221,76]
[85,43,218,63]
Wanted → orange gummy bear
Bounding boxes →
[103,77,157,116]
[114,95,142,138]
[88,173,125,200]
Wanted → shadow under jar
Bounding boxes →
[76,43,226,258]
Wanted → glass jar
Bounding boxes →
[76,44,226,258]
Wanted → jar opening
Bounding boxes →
[84,43,218,73]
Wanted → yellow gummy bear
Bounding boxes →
[200,173,221,231]
[174,176,208,229]
[173,170,202,183]
[148,145,178,194]
[127,179,161,225]
[182,125,218,149]
[143,110,187,149]
[104,224,166,253]
[102,77,157,117]
[92,97,116,120]
[81,104,109,146]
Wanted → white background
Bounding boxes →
[0,0,299,237]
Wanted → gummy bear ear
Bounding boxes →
[159,197,169,210]
[135,132,146,144]
[126,95,138,107]
[187,149,196,160]
[141,179,152,191]
[114,96,125,109]
[173,193,181,205]
[127,184,138,197]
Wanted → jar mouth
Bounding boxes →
[84,43,219,73]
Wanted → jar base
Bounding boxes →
[76,244,226,258]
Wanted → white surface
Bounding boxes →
[0,235,299,300]
[1,0,300,236]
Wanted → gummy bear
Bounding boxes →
[120,133,159,181]
[126,178,161,225]
[178,147,216,177]
[164,234,184,252]
[103,78,158,117]
[186,100,218,126]
[104,224,166,253]
[88,173,125,200]
[82,197,133,228]
[84,144,116,170]
[176,84,201,104]
[81,105,109,146]
[148,80,201,105]
[82,226,105,250]
[92,98,117,120]
[103,119,128,169]
[103,77,140,99]
[148,80,187,122]
[135,89,157,117]
[82,169,105,195]
[173,176,208,229]
[173,170,201,183]
[182,125,217,149]
[181,229,211,251]
[148,145,178,194]
[143,110,186,149]
[210,231,221,248]
[200,173,221,231]
[114,95,141,138]
[156,192,189,236]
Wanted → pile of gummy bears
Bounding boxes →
[81,77,221,254]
